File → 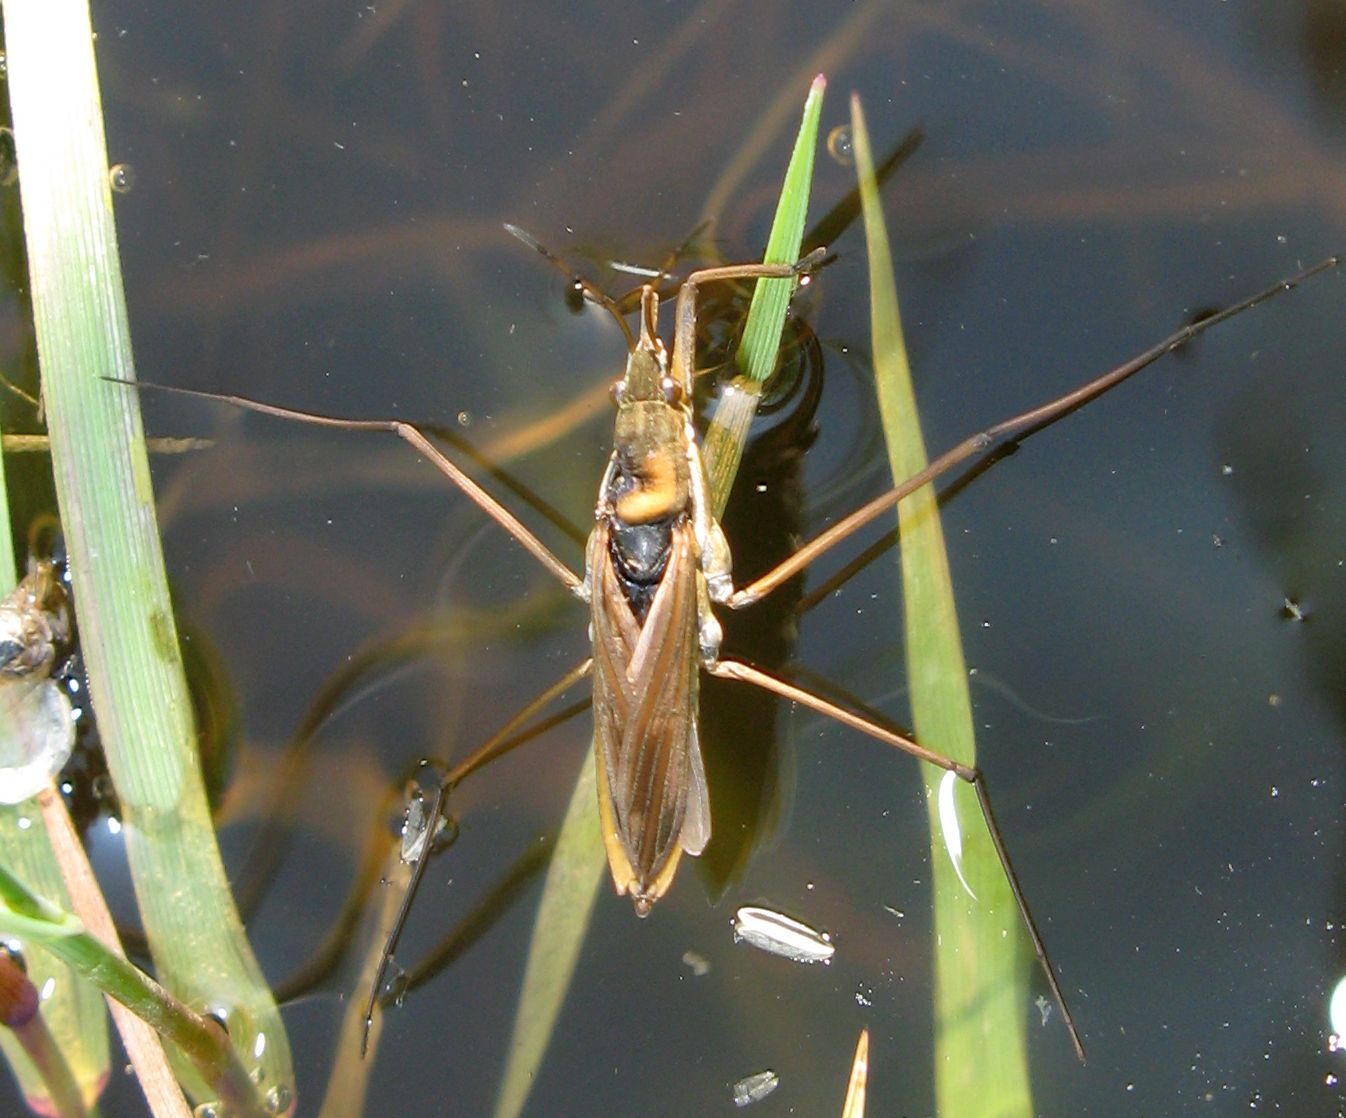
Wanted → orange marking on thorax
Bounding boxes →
[615,453,679,524]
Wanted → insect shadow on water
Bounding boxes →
[116,235,1337,1067]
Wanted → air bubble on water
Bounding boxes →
[387,966,410,1007]
[826,124,854,166]
[109,163,136,193]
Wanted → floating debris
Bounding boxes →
[399,789,431,864]
[0,558,74,804]
[1036,994,1053,1027]
[0,556,68,680]
[681,949,710,977]
[398,783,454,865]
[732,905,834,964]
[731,1069,778,1108]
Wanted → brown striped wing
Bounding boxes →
[590,517,710,912]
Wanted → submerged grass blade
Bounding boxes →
[850,94,1032,1116]
[492,748,604,1118]
[1,0,293,1107]
[493,78,823,1118]
[317,827,412,1118]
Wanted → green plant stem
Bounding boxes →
[1,0,292,1109]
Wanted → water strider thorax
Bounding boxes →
[597,286,704,623]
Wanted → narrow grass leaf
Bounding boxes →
[1,0,292,1106]
[704,73,824,513]
[850,93,1032,1117]
[493,747,604,1118]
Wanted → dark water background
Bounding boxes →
[11,1,1346,1114]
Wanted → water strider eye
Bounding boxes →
[660,377,685,407]
[609,379,627,408]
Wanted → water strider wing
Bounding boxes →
[591,519,709,912]
[681,718,711,857]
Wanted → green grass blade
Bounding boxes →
[492,78,823,1118]
[703,73,824,513]
[850,93,1032,1117]
[1,0,293,1108]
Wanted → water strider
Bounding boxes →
[120,236,1337,1064]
